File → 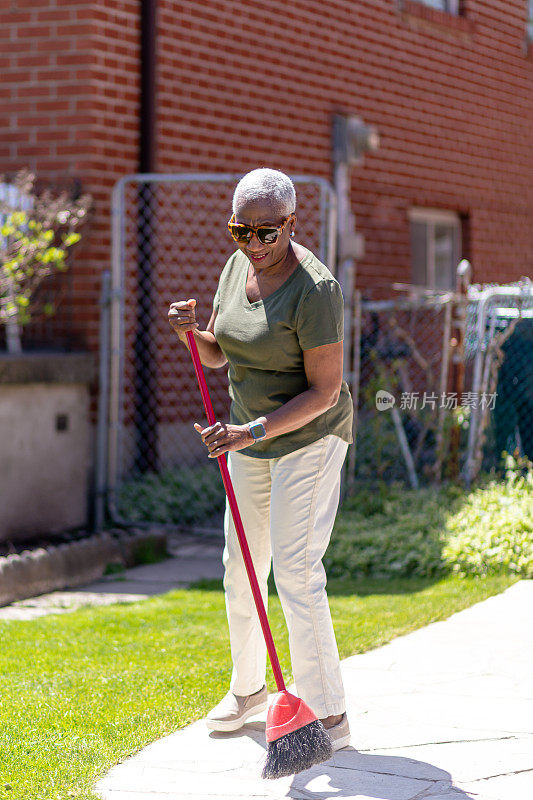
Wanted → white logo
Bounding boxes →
[375,390,396,411]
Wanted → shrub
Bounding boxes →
[117,465,226,526]
[326,483,458,580]
[442,459,533,577]
[0,170,91,352]
[327,468,533,580]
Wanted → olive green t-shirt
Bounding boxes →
[213,247,353,458]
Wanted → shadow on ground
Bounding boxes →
[210,721,474,800]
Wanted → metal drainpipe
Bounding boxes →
[334,160,356,386]
[134,0,158,474]
[332,115,379,496]
[333,155,359,502]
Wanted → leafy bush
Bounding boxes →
[0,170,91,351]
[327,466,533,580]
[118,459,533,577]
[442,457,533,577]
[326,483,459,580]
[117,465,226,526]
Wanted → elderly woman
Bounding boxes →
[168,168,353,751]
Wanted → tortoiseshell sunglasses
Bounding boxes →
[227,213,295,245]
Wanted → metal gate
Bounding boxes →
[96,173,336,530]
[463,283,533,485]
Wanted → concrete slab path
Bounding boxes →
[95,579,533,800]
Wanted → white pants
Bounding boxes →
[222,434,348,718]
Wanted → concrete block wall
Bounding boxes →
[0,353,95,541]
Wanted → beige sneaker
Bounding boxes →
[327,712,351,751]
[205,685,268,732]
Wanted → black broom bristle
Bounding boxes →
[262,719,333,779]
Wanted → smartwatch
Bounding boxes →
[248,419,267,442]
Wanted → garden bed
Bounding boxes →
[0,527,167,607]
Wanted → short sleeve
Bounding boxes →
[213,283,220,313]
[296,279,344,350]
[212,251,239,314]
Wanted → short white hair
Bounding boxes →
[232,168,296,217]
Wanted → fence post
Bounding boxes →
[449,260,471,480]
[433,296,453,483]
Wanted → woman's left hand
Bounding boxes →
[193,421,253,458]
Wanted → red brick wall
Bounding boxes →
[156,0,533,291]
[2,0,533,352]
[0,0,140,351]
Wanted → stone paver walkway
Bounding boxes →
[95,580,533,800]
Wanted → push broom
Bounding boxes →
[185,330,333,779]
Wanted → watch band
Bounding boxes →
[248,419,267,442]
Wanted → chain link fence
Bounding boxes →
[97,176,532,528]
[97,173,336,530]
[464,283,533,484]
[347,279,533,489]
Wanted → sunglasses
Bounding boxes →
[227,213,294,245]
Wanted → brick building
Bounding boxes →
[2,0,533,353]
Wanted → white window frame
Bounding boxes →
[408,207,462,290]
[414,0,460,14]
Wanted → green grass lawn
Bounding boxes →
[0,572,518,800]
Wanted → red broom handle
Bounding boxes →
[186,330,286,693]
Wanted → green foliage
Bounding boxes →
[117,465,226,526]
[0,170,91,334]
[127,535,168,566]
[442,457,533,578]
[328,470,533,580]
[502,449,533,480]
[327,482,457,579]
[103,562,125,576]
[356,356,401,481]
[120,460,533,579]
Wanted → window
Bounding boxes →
[415,0,460,13]
[528,0,533,39]
[409,208,462,290]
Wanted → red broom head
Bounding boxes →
[265,690,317,743]
[262,691,333,778]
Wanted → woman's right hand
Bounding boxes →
[168,298,199,339]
